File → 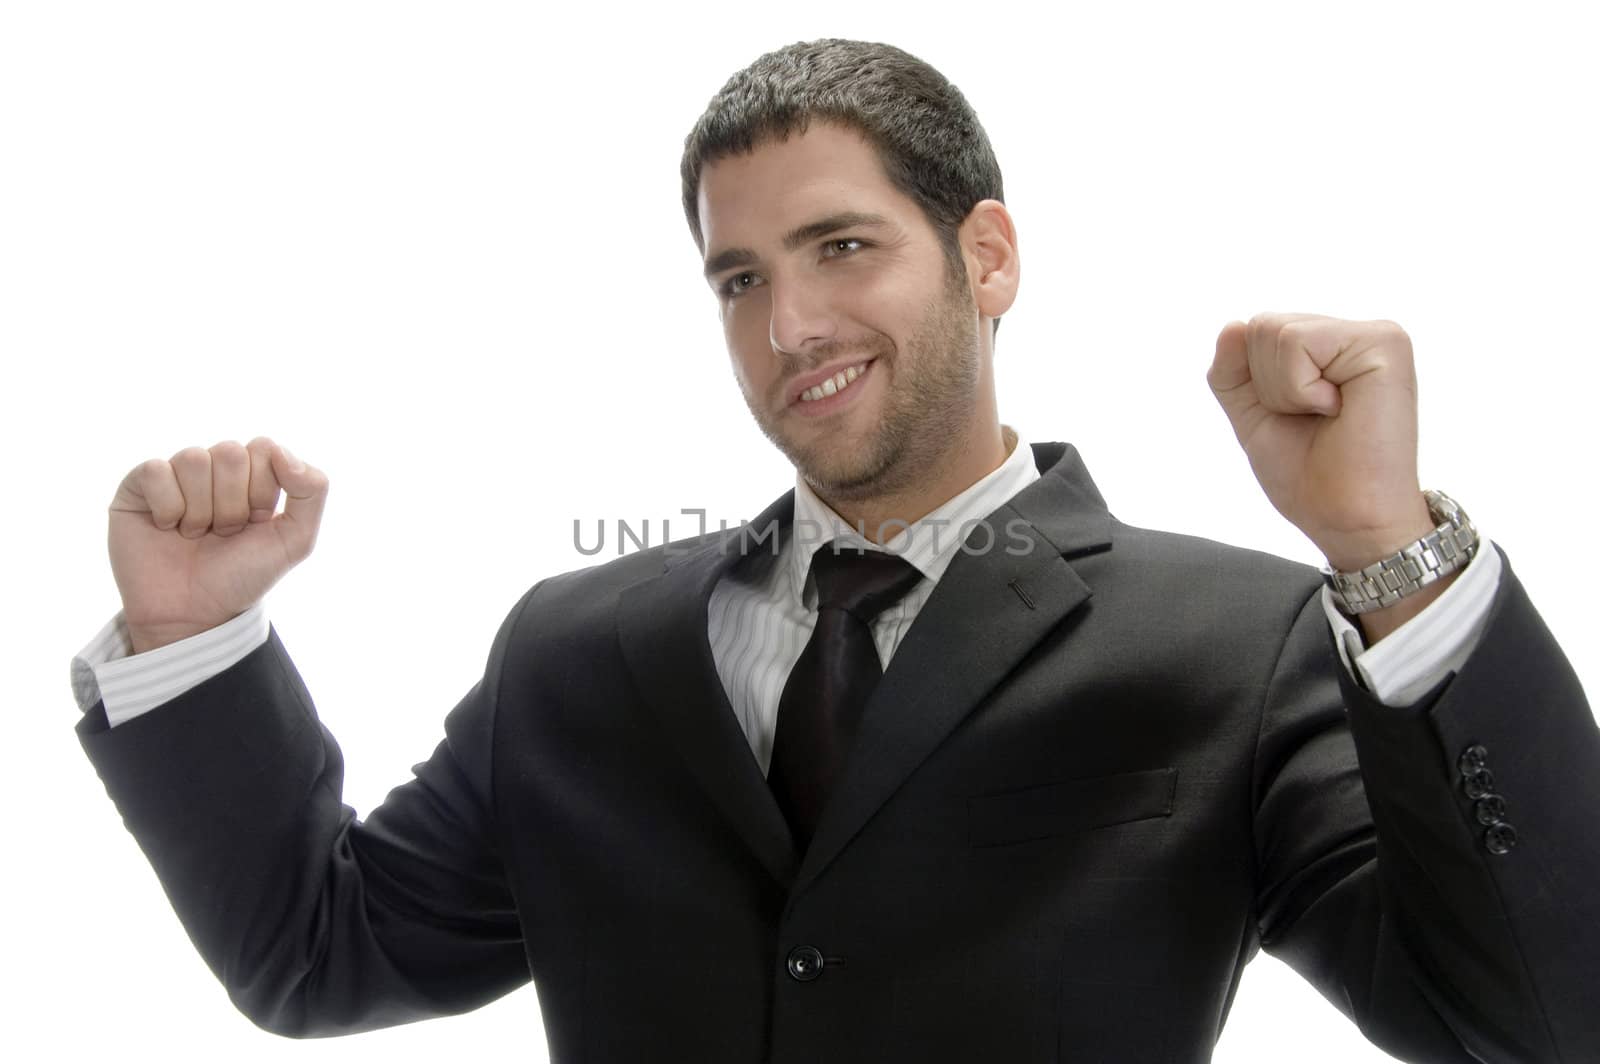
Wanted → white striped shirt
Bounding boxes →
[70,425,1501,763]
[708,424,1044,778]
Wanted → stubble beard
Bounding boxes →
[751,265,981,504]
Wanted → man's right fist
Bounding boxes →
[108,437,329,654]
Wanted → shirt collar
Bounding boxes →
[786,424,1041,607]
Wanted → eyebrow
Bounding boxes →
[703,210,895,281]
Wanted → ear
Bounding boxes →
[959,199,1020,323]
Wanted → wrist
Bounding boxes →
[127,619,225,655]
[1316,496,1435,574]
[1321,490,1479,623]
[1353,569,1459,644]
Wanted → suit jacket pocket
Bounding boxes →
[966,766,1177,848]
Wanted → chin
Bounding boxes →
[797,439,907,501]
[753,401,904,498]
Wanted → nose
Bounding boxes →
[768,274,839,357]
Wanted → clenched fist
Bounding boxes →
[1206,313,1434,573]
[108,437,329,654]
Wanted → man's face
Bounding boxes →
[697,120,985,503]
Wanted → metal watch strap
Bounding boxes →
[1322,490,1479,616]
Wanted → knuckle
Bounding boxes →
[170,445,210,472]
[210,440,248,465]
[1379,319,1412,346]
[136,456,170,481]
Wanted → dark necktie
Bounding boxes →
[768,541,923,853]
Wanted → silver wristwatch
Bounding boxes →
[1322,490,1479,615]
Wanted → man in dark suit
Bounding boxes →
[73,38,1598,1062]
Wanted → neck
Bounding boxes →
[817,422,1016,546]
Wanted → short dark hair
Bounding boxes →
[680,38,1008,339]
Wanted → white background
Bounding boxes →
[4,1,1596,1060]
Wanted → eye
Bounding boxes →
[824,237,868,259]
[721,271,758,299]
[719,237,870,300]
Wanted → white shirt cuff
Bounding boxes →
[1321,536,1502,706]
[70,603,272,727]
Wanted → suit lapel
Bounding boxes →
[795,442,1113,892]
[616,490,804,888]
[615,442,1115,895]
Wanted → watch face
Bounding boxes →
[1425,490,1470,529]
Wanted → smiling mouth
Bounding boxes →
[796,360,872,404]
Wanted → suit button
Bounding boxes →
[1458,744,1490,775]
[1474,794,1508,825]
[786,946,824,982]
[1484,822,1519,855]
[1462,768,1495,800]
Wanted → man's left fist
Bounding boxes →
[1207,312,1435,572]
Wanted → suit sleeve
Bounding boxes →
[1251,545,1600,1063]
[74,580,546,1037]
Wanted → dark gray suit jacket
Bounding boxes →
[78,441,1600,1062]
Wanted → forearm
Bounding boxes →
[1256,555,1600,1061]
[76,622,530,1036]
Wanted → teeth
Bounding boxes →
[800,362,867,402]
